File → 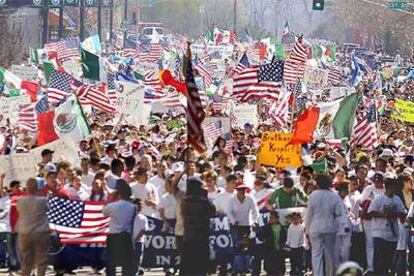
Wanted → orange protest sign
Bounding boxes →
[258,132,302,168]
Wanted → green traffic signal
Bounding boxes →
[312,0,325,10]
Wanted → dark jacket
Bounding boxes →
[257,223,287,254]
[395,190,414,210]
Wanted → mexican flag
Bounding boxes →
[53,94,91,143]
[213,28,234,45]
[0,66,22,88]
[81,48,107,82]
[291,93,360,144]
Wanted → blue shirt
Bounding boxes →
[103,200,136,234]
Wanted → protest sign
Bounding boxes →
[392,99,414,123]
[10,65,38,81]
[0,139,79,185]
[330,87,348,101]
[62,59,81,78]
[232,104,259,128]
[303,66,328,89]
[115,81,149,126]
[0,95,31,125]
[258,132,302,168]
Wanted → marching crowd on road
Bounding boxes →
[1,25,414,276]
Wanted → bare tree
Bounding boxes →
[0,12,24,67]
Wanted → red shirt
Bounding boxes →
[10,191,27,233]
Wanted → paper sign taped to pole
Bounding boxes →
[258,132,302,168]
[115,81,149,126]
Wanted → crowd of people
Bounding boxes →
[0,24,414,276]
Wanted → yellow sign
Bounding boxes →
[258,132,302,168]
[392,99,414,123]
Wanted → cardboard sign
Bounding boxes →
[115,82,149,126]
[10,65,39,81]
[258,132,302,168]
[0,95,31,125]
[233,104,259,128]
[0,139,79,186]
[304,66,328,89]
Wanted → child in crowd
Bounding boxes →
[133,199,149,275]
[286,212,305,276]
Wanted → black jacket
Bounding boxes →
[257,223,287,254]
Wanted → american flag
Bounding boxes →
[35,92,49,114]
[77,84,116,113]
[48,197,109,244]
[350,102,378,149]
[107,73,117,105]
[18,103,38,132]
[233,60,284,102]
[144,71,164,94]
[159,92,182,108]
[47,70,74,104]
[184,46,206,153]
[211,94,230,114]
[293,80,306,114]
[138,43,163,63]
[283,36,307,86]
[193,56,213,88]
[269,92,291,131]
[233,52,251,75]
[327,65,341,85]
[44,40,79,61]
[203,121,223,148]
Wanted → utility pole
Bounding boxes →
[123,0,128,48]
[98,0,102,41]
[80,0,85,41]
[233,0,237,32]
[58,2,64,40]
[42,0,49,45]
[109,0,113,43]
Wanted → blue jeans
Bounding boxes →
[373,237,397,274]
[0,233,7,267]
[7,233,20,271]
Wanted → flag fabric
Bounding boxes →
[269,91,291,130]
[43,60,57,83]
[37,111,59,146]
[350,55,374,86]
[77,84,116,113]
[290,106,320,144]
[138,43,163,63]
[193,57,213,88]
[234,53,250,75]
[45,40,79,61]
[233,60,284,101]
[54,94,91,142]
[184,46,206,153]
[35,92,49,114]
[107,73,117,104]
[17,103,38,132]
[281,21,296,45]
[48,197,108,244]
[0,66,22,88]
[203,121,223,148]
[283,37,307,86]
[29,47,39,64]
[47,70,74,104]
[327,65,341,85]
[350,102,378,149]
[293,80,306,115]
[81,48,107,82]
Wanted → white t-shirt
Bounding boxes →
[217,176,227,189]
[149,175,166,196]
[368,193,406,242]
[213,191,235,215]
[286,223,305,248]
[133,213,149,243]
[159,193,177,219]
[82,171,95,187]
[208,188,223,202]
[0,196,11,232]
[131,182,159,217]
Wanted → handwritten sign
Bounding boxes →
[10,65,39,81]
[233,104,259,128]
[258,132,302,168]
[304,66,328,89]
[330,87,348,101]
[0,95,31,125]
[0,139,79,186]
[115,81,149,126]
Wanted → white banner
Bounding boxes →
[0,139,79,186]
[233,104,259,128]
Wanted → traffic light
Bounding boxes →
[312,0,324,10]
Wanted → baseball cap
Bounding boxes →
[371,172,384,182]
[41,149,55,157]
